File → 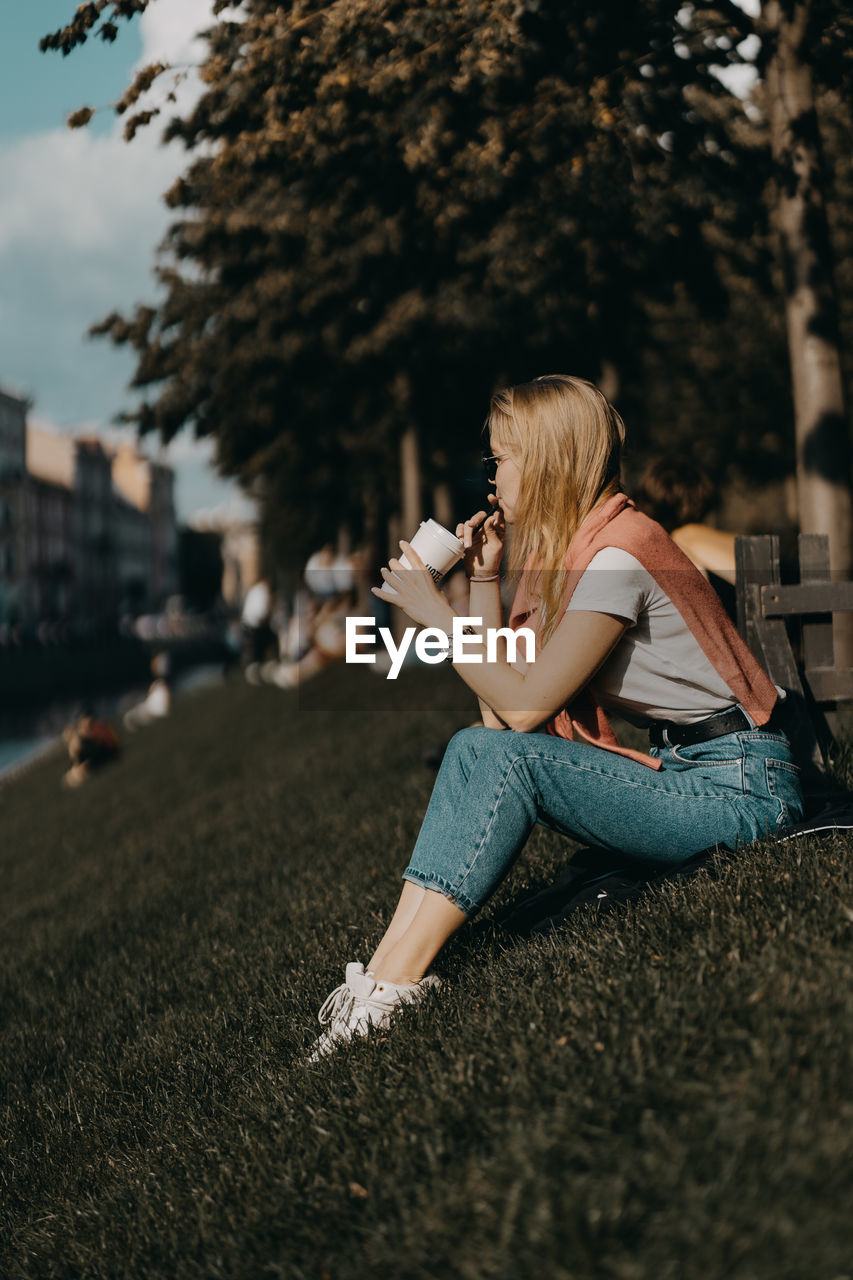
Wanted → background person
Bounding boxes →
[267,547,365,689]
[123,652,172,732]
[62,713,120,789]
[272,587,359,689]
[308,375,803,1058]
[635,457,737,584]
[303,544,339,600]
[241,577,276,684]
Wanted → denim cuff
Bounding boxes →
[401,869,479,918]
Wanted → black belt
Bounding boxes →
[648,706,752,749]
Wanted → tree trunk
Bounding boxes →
[432,480,454,530]
[389,423,423,642]
[399,423,423,545]
[764,0,853,656]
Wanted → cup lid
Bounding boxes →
[420,518,463,553]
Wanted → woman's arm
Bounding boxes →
[478,700,508,730]
[468,578,509,729]
[671,524,737,584]
[447,605,627,732]
[374,543,627,733]
[456,506,508,729]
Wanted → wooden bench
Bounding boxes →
[736,533,853,784]
[502,533,853,932]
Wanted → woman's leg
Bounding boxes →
[310,724,790,1055]
[397,726,567,919]
[353,727,546,987]
[396,725,769,924]
[309,882,460,1059]
[369,889,467,985]
[367,880,426,973]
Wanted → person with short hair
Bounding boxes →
[636,457,737,586]
[309,375,803,1059]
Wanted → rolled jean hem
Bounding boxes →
[401,869,479,918]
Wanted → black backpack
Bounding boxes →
[500,795,853,937]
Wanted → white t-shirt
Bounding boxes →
[565,547,737,725]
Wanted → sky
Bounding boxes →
[0,1,254,523]
[0,3,759,525]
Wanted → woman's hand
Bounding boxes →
[372,541,455,631]
[456,500,506,577]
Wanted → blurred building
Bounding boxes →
[149,463,179,605]
[0,387,29,626]
[25,425,75,624]
[111,443,178,610]
[113,490,151,616]
[191,509,260,607]
[75,437,119,631]
[21,417,179,631]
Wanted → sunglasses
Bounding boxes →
[481,451,509,483]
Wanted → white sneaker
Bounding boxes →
[307,962,441,1061]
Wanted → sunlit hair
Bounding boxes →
[487,374,626,643]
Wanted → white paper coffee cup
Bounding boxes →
[384,518,463,595]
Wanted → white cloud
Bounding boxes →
[163,432,217,463]
[130,0,224,127]
[0,0,223,326]
[30,408,175,463]
[0,0,226,251]
[132,0,244,124]
[0,124,177,255]
[0,1,250,519]
[138,0,219,66]
[0,1,246,284]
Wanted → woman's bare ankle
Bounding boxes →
[372,967,424,988]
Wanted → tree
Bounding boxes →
[762,0,852,606]
[42,3,760,551]
[43,2,852,573]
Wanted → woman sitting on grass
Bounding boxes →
[310,374,804,1058]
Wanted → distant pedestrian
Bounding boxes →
[272,589,357,688]
[123,653,172,731]
[62,714,120,788]
[303,545,339,600]
[241,577,275,683]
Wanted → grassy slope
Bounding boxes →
[1,665,852,1280]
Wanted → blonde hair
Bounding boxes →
[488,374,626,642]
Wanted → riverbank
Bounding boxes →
[0,661,229,785]
[2,665,852,1278]
[0,633,230,715]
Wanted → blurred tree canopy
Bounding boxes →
[44,1,853,561]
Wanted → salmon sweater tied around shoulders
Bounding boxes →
[508,493,778,770]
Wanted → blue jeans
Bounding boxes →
[402,718,804,917]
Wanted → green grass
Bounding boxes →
[2,665,852,1279]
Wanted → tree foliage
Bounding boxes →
[43,1,853,557]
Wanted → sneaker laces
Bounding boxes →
[317,981,357,1030]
